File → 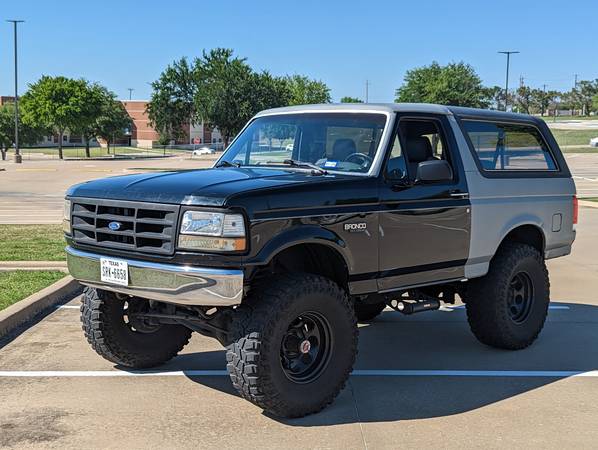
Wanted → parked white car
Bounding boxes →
[590,137,598,148]
[192,147,215,156]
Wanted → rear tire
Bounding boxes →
[226,273,357,418]
[465,243,549,350]
[80,287,192,368]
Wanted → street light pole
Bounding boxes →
[127,88,134,100]
[498,51,519,112]
[7,20,24,163]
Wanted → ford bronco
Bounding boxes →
[64,103,576,417]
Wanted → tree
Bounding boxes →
[0,106,11,160]
[481,85,507,111]
[515,86,545,115]
[0,103,47,160]
[340,96,363,103]
[395,61,489,108]
[248,71,291,113]
[285,75,331,105]
[21,76,91,159]
[147,57,198,144]
[534,89,560,116]
[95,99,131,153]
[593,94,598,114]
[71,82,110,157]
[193,48,256,146]
[574,80,598,115]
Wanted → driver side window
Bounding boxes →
[384,135,407,180]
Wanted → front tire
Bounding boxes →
[465,243,549,350]
[226,273,358,418]
[80,287,192,368]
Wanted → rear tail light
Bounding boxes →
[573,195,578,225]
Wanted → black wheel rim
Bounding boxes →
[280,312,333,384]
[123,299,161,333]
[507,271,534,323]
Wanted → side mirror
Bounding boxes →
[415,160,453,183]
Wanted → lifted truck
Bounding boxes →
[65,103,576,417]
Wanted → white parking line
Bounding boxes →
[442,305,570,311]
[56,305,572,311]
[0,369,597,378]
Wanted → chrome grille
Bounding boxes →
[70,198,180,255]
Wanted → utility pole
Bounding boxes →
[542,84,547,117]
[574,74,579,89]
[365,80,370,103]
[7,20,24,164]
[127,88,134,100]
[498,51,520,112]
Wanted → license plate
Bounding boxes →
[100,258,129,286]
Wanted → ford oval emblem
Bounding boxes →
[108,221,122,231]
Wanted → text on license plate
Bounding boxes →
[100,258,129,286]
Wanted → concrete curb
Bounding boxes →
[0,275,82,340]
[0,261,68,272]
[579,200,598,209]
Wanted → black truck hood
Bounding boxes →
[66,167,351,206]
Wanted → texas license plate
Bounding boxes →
[100,258,129,286]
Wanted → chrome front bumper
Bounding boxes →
[65,246,244,307]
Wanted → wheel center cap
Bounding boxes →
[299,339,311,354]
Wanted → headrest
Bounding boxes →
[332,138,357,159]
[406,136,433,163]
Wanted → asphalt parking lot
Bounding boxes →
[0,155,215,224]
[0,152,597,224]
[0,206,597,449]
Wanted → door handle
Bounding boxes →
[449,191,469,199]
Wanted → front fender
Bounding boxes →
[250,224,353,270]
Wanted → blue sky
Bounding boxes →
[1,0,596,102]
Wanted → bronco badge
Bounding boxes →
[344,222,367,232]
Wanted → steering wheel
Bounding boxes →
[344,153,373,168]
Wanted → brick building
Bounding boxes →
[122,100,222,148]
[1,95,222,148]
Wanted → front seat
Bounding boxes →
[332,138,357,161]
[405,136,437,179]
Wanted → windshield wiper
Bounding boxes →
[282,159,327,175]
[215,160,241,168]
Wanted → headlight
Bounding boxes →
[63,199,71,234]
[178,211,246,251]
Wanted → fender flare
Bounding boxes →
[495,214,546,254]
[251,225,353,270]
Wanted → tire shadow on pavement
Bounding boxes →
[159,301,598,426]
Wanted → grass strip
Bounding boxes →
[0,225,66,261]
[0,271,66,311]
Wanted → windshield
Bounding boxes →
[219,113,388,174]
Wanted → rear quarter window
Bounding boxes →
[462,120,557,172]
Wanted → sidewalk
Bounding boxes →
[580,200,598,209]
[0,261,68,272]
